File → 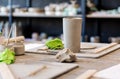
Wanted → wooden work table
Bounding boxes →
[14,47,120,79]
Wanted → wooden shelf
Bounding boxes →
[87,14,120,18]
[0,13,9,17]
[0,12,82,18]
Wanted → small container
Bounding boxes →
[31,32,39,41]
[109,37,120,43]
[13,42,25,56]
[39,32,47,40]
[0,7,9,13]
[28,8,44,13]
[90,36,100,43]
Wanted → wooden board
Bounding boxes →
[94,64,120,79]
[25,43,98,55]
[1,62,78,79]
[0,63,16,79]
[25,43,120,58]
[25,43,97,51]
[76,44,120,58]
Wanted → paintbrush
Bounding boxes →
[6,25,13,46]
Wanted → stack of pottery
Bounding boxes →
[0,7,9,13]
[90,36,100,43]
[44,4,56,15]
[28,8,44,14]
[14,8,27,13]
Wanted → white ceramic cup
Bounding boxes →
[63,18,82,53]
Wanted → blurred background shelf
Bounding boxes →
[87,14,120,18]
[0,13,82,18]
[0,13,8,17]
[1,0,120,43]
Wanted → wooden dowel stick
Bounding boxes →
[75,70,97,79]
[28,65,47,76]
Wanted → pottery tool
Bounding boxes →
[92,43,117,53]
[27,65,47,76]
[11,22,17,38]
[75,69,97,79]
[5,25,13,46]
[0,63,16,79]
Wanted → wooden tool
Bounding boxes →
[0,63,16,79]
[27,65,47,76]
[92,43,117,53]
[75,70,97,79]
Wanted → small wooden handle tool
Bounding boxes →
[75,69,97,79]
[0,63,16,79]
[93,43,117,53]
[28,65,47,76]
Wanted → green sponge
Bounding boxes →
[45,38,64,50]
[0,48,15,64]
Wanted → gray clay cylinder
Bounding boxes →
[63,18,82,53]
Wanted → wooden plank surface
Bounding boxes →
[0,48,119,79]
[0,43,120,79]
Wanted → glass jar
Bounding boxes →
[13,41,25,56]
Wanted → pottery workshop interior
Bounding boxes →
[0,0,120,79]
